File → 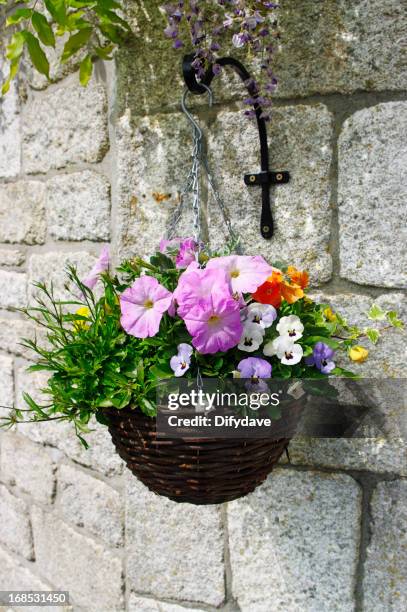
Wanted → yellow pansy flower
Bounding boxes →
[349,346,369,363]
[324,307,337,322]
[74,306,90,331]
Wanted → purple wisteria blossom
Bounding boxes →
[305,342,336,374]
[161,1,279,120]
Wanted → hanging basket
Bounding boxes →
[105,406,299,505]
[103,60,297,505]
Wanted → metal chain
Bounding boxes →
[202,155,242,254]
[191,125,203,247]
[166,87,242,253]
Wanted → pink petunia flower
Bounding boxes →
[206,255,273,294]
[176,238,199,269]
[183,289,243,354]
[83,246,110,290]
[174,265,232,318]
[159,237,182,255]
[120,276,173,338]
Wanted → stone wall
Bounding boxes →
[0,1,406,610]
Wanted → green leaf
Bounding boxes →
[303,336,340,350]
[365,328,380,344]
[272,261,287,272]
[6,8,32,26]
[94,43,114,60]
[67,1,95,6]
[386,311,404,329]
[98,0,122,9]
[368,303,386,321]
[139,397,156,417]
[66,12,90,30]
[23,32,50,78]
[79,54,93,85]
[97,8,131,31]
[150,364,173,380]
[32,12,56,47]
[61,27,92,63]
[98,22,123,44]
[76,433,89,449]
[330,367,360,379]
[2,57,21,95]
[110,389,132,409]
[44,0,67,26]
[6,31,26,60]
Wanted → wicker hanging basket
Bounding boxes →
[105,406,298,505]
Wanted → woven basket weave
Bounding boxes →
[105,406,293,505]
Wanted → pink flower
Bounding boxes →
[206,255,273,294]
[159,237,182,255]
[174,265,232,318]
[120,276,173,338]
[183,289,243,354]
[83,246,110,290]
[176,238,198,269]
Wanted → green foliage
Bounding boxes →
[365,328,380,344]
[1,0,131,93]
[0,244,403,446]
[386,310,404,329]
[368,303,386,321]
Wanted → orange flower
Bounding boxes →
[280,282,304,304]
[252,266,309,307]
[286,266,309,289]
[252,270,283,308]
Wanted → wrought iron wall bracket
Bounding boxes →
[182,53,290,240]
[244,171,290,186]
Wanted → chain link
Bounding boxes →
[166,88,242,254]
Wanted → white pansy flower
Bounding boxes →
[276,315,304,341]
[238,322,265,352]
[246,303,277,329]
[277,338,303,365]
[264,336,303,365]
[263,335,285,357]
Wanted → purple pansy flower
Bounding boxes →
[183,290,243,354]
[83,246,110,290]
[305,342,336,374]
[120,276,172,339]
[170,343,193,377]
[237,356,272,392]
[237,357,272,379]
